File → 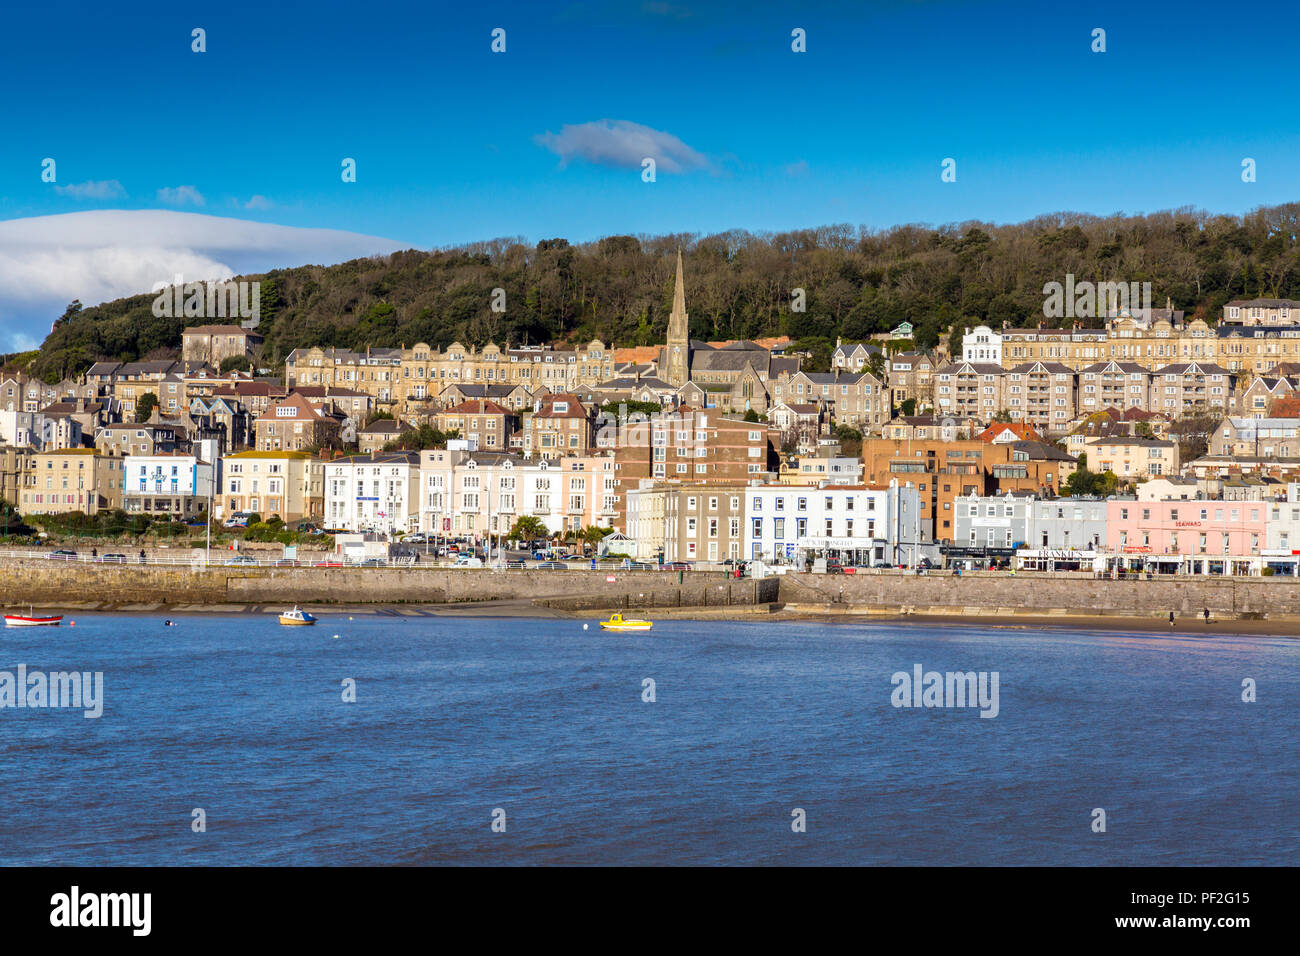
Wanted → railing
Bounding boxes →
[0,547,720,572]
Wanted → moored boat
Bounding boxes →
[5,608,63,627]
[278,606,317,626]
[599,612,653,631]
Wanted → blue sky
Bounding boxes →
[0,0,1296,345]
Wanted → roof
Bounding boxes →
[328,451,420,465]
[1010,440,1075,461]
[358,419,411,435]
[1224,298,1300,308]
[257,392,326,422]
[442,399,513,415]
[1088,437,1176,448]
[183,324,257,335]
[977,422,1042,442]
[533,394,588,418]
[225,450,314,460]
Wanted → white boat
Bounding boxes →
[278,606,317,626]
[5,607,63,627]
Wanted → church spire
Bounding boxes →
[664,247,691,388]
[672,246,687,318]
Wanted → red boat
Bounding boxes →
[4,609,63,627]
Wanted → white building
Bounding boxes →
[962,325,1003,364]
[744,480,923,566]
[122,453,216,518]
[324,451,421,534]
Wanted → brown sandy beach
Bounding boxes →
[13,597,1300,637]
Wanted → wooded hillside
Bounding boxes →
[21,202,1300,383]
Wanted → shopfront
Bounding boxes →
[1014,548,1100,572]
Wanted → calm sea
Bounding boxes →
[1,613,1295,865]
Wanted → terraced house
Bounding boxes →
[253,393,342,452]
[20,447,123,515]
[1002,362,1077,429]
[432,399,519,452]
[219,450,322,523]
[284,340,615,411]
[525,393,594,460]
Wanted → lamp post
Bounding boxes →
[205,461,213,570]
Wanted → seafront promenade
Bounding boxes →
[4,556,1300,628]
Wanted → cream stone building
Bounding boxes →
[20,448,124,515]
[219,450,323,522]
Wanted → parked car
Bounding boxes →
[535,561,566,569]
[224,554,258,566]
[313,560,343,568]
[358,557,386,567]
[46,549,78,560]
[873,561,893,569]
[224,512,252,528]
[272,558,300,567]
[97,553,128,564]
[663,561,692,571]
[454,556,484,568]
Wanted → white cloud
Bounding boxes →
[157,185,206,207]
[53,180,127,200]
[534,119,711,174]
[243,195,272,210]
[784,159,810,177]
[0,210,409,352]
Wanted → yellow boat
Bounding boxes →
[278,606,318,626]
[599,612,653,631]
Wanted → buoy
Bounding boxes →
[70,621,75,627]
[582,623,589,630]
[332,634,340,639]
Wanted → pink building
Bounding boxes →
[1106,498,1266,575]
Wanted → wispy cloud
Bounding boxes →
[534,119,712,174]
[0,210,408,352]
[53,180,126,200]
[157,185,205,207]
[243,195,272,210]
[784,159,810,177]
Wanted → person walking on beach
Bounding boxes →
[1169,610,1175,627]
[1203,607,1211,624]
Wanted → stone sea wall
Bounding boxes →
[3,561,1299,618]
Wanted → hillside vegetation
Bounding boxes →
[20,203,1300,383]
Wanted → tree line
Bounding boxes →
[15,202,1300,384]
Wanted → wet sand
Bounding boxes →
[12,598,1300,637]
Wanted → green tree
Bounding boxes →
[134,393,159,423]
[509,516,548,541]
